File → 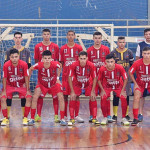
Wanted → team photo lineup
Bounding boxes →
[1,28,150,127]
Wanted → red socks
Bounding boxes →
[75,101,80,117]
[31,109,36,119]
[64,100,68,117]
[90,100,97,119]
[24,107,30,118]
[69,100,76,119]
[37,97,43,117]
[133,109,138,119]
[53,97,59,115]
[2,109,8,118]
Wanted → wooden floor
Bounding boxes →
[0,99,150,150]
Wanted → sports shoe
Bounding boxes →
[107,115,113,123]
[28,119,35,126]
[60,119,67,126]
[64,116,69,122]
[121,118,130,126]
[92,119,101,125]
[68,119,75,126]
[138,114,143,122]
[0,118,5,123]
[112,115,117,122]
[131,119,139,126]
[101,117,108,125]
[23,117,28,126]
[1,118,9,126]
[125,115,132,122]
[75,116,84,123]
[34,114,41,122]
[89,115,93,123]
[54,115,60,123]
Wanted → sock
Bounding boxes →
[60,111,65,120]
[65,100,68,117]
[7,106,11,118]
[91,100,97,119]
[69,100,75,119]
[24,107,30,118]
[101,97,108,117]
[113,106,118,116]
[2,109,8,118]
[22,107,25,116]
[31,109,36,119]
[126,106,129,116]
[89,100,92,116]
[75,101,80,117]
[120,96,127,118]
[37,97,43,117]
[133,109,138,119]
[53,97,59,115]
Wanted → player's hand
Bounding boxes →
[120,90,127,98]
[56,79,61,85]
[1,90,6,98]
[70,91,76,100]
[134,83,140,92]
[90,90,96,101]
[100,89,106,98]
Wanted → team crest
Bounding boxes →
[42,68,45,72]
[76,51,78,54]
[91,51,93,55]
[117,72,120,76]
[102,52,105,55]
[39,46,43,51]
[52,49,54,52]
[87,68,90,73]
[64,49,67,53]
[19,68,23,72]
[8,66,11,71]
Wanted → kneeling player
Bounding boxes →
[98,54,129,125]
[0,48,32,126]
[129,47,150,126]
[68,51,99,126]
[28,50,67,126]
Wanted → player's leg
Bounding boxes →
[75,96,84,123]
[53,96,60,123]
[21,98,26,117]
[6,98,12,119]
[35,97,43,122]
[112,94,119,122]
[131,89,142,126]
[28,87,42,126]
[138,89,147,122]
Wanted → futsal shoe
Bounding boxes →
[34,114,41,122]
[131,119,139,126]
[121,118,130,126]
[54,115,60,123]
[60,119,67,126]
[68,119,75,126]
[101,117,108,125]
[28,119,35,126]
[89,115,93,123]
[112,115,117,122]
[1,118,9,126]
[107,115,113,123]
[92,119,101,125]
[75,116,84,123]
[125,115,132,122]
[23,117,29,126]
[138,114,143,122]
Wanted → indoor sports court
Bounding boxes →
[0,0,150,149]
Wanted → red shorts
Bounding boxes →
[36,83,63,98]
[135,87,150,95]
[1,85,31,99]
[73,84,94,96]
[62,81,70,95]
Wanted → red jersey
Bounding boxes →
[98,64,127,90]
[59,43,83,79]
[34,42,59,62]
[33,61,60,88]
[87,45,110,74]
[69,60,96,89]
[129,58,150,89]
[3,60,29,87]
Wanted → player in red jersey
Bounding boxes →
[129,47,150,126]
[87,31,111,123]
[68,51,97,125]
[98,54,129,125]
[0,48,32,126]
[34,29,60,123]
[59,30,83,122]
[28,50,67,126]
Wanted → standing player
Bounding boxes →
[68,51,97,125]
[135,28,150,122]
[98,54,129,125]
[59,30,83,122]
[34,28,60,123]
[0,48,32,126]
[129,47,150,125]
[87,31,110,123]
[5,31,31,119]
[110,36,134,122]
[28,50,67,126]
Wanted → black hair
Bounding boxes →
[42,29,50,33]
[93,31,102,36]
[67,30,75,35]
[79,51,87,57]
[42,50,52,57]
[14,31,22,37]
[142,46,150,52]
[105,54,115,60]
[144,28,150,34]
[118,36,125,40]
[10,48,19,55]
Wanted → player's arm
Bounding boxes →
[1,65,7,97]
[34,45,39,63]
[68,65,76,100]
[129,50,134,67]
[27,50,31,68]
[59,47,64,66]
[56,62,62,84]
[28,63,38,80]
[135,45,140,60]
